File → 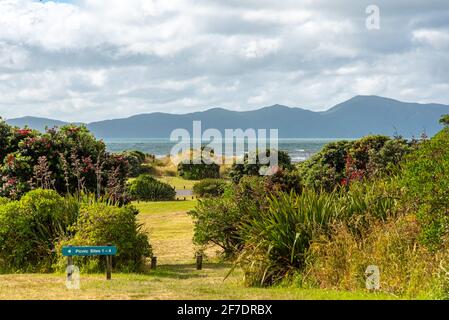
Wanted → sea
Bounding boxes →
[104,138,349,163]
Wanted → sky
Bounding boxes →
[0,0,448,122]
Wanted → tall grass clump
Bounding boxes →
[236,190,343,286]
[304,214,449,298]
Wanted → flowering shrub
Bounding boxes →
[0,120,129,200]
[297,136,414,192]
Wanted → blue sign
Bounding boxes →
[62,246,117,256]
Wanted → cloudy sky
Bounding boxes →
[0,0,448,122]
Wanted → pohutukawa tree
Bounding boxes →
[0,119,129,202]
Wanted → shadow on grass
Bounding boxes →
[148,263,231,280]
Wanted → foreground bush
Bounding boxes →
[303,214,449,298]
[236,190,343,286]
[400,128,449,249]
[127,175,175,201]
[56,203,152,272]
[233,180,397,286]
[0,189,152,273]
[0,189,79,272]
[193,179,227,198]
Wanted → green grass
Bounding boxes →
[136,200,198,264]
[0,268,397,300]
[134,200,197,215]
[158,176,199,190]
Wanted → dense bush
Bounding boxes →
[399,127,449,249]
[235,177,399,286]
[178,160,220,180]
[56,203,152,272]
[189,168,398,286]
[187,120,449,297]
[193,179,227,198]
[0,189,152,273]
[229,149,292,183]
[127,174,176,201]
[297,136,413,192]
[189,176,267,258]
[0,121,129,201]
[121,150,153,178]
[189,195,241,257]
[263,168,302,195]
[0,189,79,272]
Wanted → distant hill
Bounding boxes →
[5,116,81,132]
[6,96,449,138]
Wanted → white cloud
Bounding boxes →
[413,29,449,49]
[0,0,448,122]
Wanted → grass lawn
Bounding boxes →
[0,199,402,300]
[0,269,396,300]
[136,200,198,263]
[134,200,197,215]
[157,176,199,190]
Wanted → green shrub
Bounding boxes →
[189,196,241,257]
[56,203,151,272]
[297,136,413,192]
[193,179,227,198]
[0,189,79,272]
[229,149,292,183]
[127,174,175,201]
[340,179,398,232]
[0,197,9,206]
[189,176,267,258]
[121,150,152,178]
[399,128,449,249]
[189,173,303,259]
[178,161,220,180]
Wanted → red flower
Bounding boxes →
[6,154,15,166]
[16,128,32,136]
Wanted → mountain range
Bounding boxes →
[5,95,449,139]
